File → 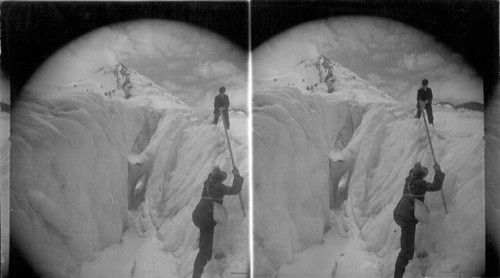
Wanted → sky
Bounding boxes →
[30,20,248,106]
[253,16,483,104]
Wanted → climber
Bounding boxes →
[392,162,445,278]
[414,79,434,125]
[212,86,230,129]
[122,76,132,99]
[191,166,244,278]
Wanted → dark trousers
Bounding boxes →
[213,110,230,129]
[192,215,215,278]
[415,104,433,124]
[394,214,417,278]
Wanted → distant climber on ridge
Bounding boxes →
[213,86,230,129]
[392,162,445,278]
[116,63,132,99]
[414,79,434,125]
[191,167,244,278]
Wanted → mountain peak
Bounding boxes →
[47,64,186,107]
[256,54,394,103]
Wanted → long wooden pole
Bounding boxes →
[220,108,246,217]
[419,102,448,214]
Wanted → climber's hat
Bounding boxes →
[219,86,226,94]
[210,167,227,183]
[411,162,428,179]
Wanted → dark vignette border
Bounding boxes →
[1,1,250,104]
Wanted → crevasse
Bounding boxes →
[254,87,484,277]
[11,89,248,278]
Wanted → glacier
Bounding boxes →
[253,56,484,277]
[11,65,248,277]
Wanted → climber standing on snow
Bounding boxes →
[414,79,434,125]
[191,167,244,278]
[212,86,230,129]
[393,162,445,278]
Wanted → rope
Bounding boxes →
[403,193,425,197]
[202,196,223,201]
[206,183,222,202]
[405,180,425,199]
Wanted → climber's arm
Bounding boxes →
[224,169,244,195]
[425,164,445,192]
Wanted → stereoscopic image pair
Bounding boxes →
[1,1,499,278]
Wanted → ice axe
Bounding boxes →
[419,102,448,214]
[220,107,246,218]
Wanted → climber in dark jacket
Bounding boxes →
[393,162,445,278]
[213,86,230,129]
[415,79,434,125]
[191,166,244,278]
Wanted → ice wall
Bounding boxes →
[340,105,484,277]
[11,85,249,277]
[253,88,363,273]
[127,109,250,278]
[10,90,145,277]
[254,87,484,277]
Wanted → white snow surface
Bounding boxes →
[12,72,248,277]
[26,63,249,113]
[254,55,395,104]
[253,86,484,277]
[25,64,187,109]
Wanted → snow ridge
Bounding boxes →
[254,54,394,103]
[24,63,187,109]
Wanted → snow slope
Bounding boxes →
[254,55,394,104]
[25,63,186,108]
[11,67,248,277]
[253,76,484,276]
